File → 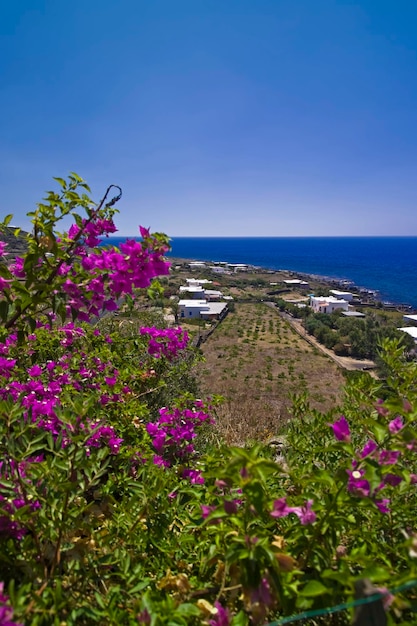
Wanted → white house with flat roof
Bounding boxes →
[179,299,228,320]
[188,262,207,270]
[204,289,223,301]
[201,302,228,320]
[330,290,354,302]
[284,279,309,289]
[310,296,349,314]
[403,314,417,324]
[179,300,208,319]
[186,278,212,286]
[399,327,417,341]
[211,266,228,274]
[228,263,249,272]
[179,285,205,299]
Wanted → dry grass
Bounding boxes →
[197,303,345,445]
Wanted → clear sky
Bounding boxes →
[1,0,417,236]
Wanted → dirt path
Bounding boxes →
[264,302,377,374]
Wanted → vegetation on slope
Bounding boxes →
[0,176,417,625]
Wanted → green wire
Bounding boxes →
[267,579,417,626]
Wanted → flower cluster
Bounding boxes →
[140,327,189,360]
[0,325,125,450]
[270,497,317,525]
[146,404,213,481]
[330,409,414,514]
[4,218,170,326]
[68,216,117,247]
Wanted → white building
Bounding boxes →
[179,286,205,299]
[329,290,354,302]
[228,263,249,272]
[179,300,208,319]
[211,266,227,274]
[310,296,349,314]
[186,278,212,286]
[178,299,228,320]
[403,314,417,324]
[204,289,223,301]
[284,279,309,289]
[201,302,228,320]
[188,262,207,270]
[399,327,417,342]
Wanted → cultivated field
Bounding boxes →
[197,302,345,445]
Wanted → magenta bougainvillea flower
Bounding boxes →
[330,416,350,442]
[209,602,231,626]
[270,497,316,525]
[388,416,404,434]
[361,440,377,458]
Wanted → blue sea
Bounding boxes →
[104,237,417,309]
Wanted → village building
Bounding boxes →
[188,261,207,270]
[329,290,354,302]
[186,278,212,286]
[403,314,417,324]
[178,299,228,320]
[310,295,349,314]
[399,327,417,342]
[179,285,205,299]
[227,263,249,272]
[283,279,309,289]
[204,289,223,301]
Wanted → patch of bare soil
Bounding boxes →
[197,303,345,445]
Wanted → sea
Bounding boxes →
[103,236,417,309]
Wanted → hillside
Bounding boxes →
[197,301,345,444]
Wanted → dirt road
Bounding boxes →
[264,302,377,374]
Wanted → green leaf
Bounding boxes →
[53,177,67,189]
[231,610,247,626]
[361,565,391,582]
[2,214,13,227]
[299,580,329,597]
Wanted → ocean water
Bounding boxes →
[104,237,417,308]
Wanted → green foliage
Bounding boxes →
[1,176,417,625]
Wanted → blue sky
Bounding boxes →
[1,0,417,236]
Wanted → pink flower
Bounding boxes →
[209,602,230,626]
[375,498,390,514]
[384,473,402,487]
[270,498,293,518]
[201,505,216,519]
[347,467,371,497]
[361,440,377,458]
[294,500,317,525]
[0,277,11,291]
[271,498,316,525]
[388,416,404,434]
[182,468,204,484]
[28,365,42,377]
[379,450,400,466]
[330,416,350,442]
[375,400,389,417]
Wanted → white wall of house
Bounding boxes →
[310,296,349,314]
[178,300,208,319]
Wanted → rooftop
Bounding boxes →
[399,327,417,340]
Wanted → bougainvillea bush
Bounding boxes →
[1,175,417,625]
